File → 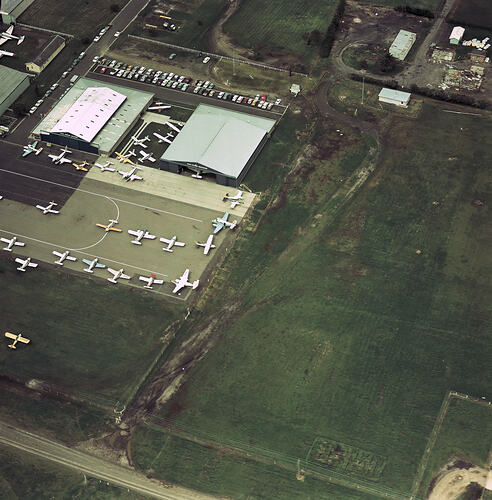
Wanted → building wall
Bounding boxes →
[378,96,409,108]
[0,73,29,116]
[39,132,99,154]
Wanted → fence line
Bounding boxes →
[18,23,74,39]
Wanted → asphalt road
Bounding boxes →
[0,420,218,499]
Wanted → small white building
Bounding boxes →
[389,30,417,61]
[378,88,411,108]
[449,26,465,45]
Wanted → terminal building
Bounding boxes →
[160,104,276,187]
[0,65,30,116]
[32,77,153,154]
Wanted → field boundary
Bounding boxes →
[410,390,492,499]
[126,35,308,76]
[18,23,75,39]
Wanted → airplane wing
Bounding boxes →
[160,237,173,245]
[28,261,38,268]
[82,258,92,265]
[52,251,64,258]
[153,278,164,285]
[120,273,131,280]
[213,222,224,234]
[173,241,185,247]
[222,211,230,221]
[172,281,185,294]
[181,269,190,281]
[95,261,106,268]
[147,156,156,162]
[0,237,11,244]
[128,230,141,237]
[47,154,57,161]
[4,332,18,340]
[129,175,143,181]
[66,255,77,261]
[143,232,156,239]
[60,158,72,164]
[22,149,32,157]
[17,336,30,344]
[139,276,151,284]
[107,268,118,277]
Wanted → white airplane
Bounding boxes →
[138,150,156,163]
[128,228,156,245]
[166,122,182,134]
[48,146,72,165]
[212,211,237,234]
[139,274,165,289]
[94,161,115,172]
[52,250,77,266]
[36,201,59,214]
[115,150,136,163]
[223,190,244,208]
[82,257,106,273]
[153,132,173,144]
[131,135,150,148]
[118,165,143,181]
[160,235,186,253]
[4,331,30,350]
[148,102,171,112]
[15,257,38,272]
[172,269,199,294]
[22,141,43,157]
[0,48,15,59]
[0,25,25,46]
[196,234,216,255]
[107,267,131,284]
[1,236,25,252]
[96,219,122,232]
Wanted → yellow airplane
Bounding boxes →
[72,160,90,171]
[5,332,30,349]
[96,219,122,232]
[114,150,136,164]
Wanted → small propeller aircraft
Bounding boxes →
[115,150,136,163]
[36,201,59,215]
[15,257,38,272]
[148,102,171,112]
[0,25,25,46]
[138,150,156,163]
[94,161,115,172]
[160,235,186,253]
[118,165,143,181]
[131,135,150,148]
[196,234,216,255]
[107,268,131,284]
[52,250,77,266]
[22,141,43,157]
[4,332,30,350]
[82,257,106,273]
[0,49,15,59]
[1,236,25,252]
[172,269,199,294]
[153,132,173,144]
[212,211,237,234]
[166,121,182,134]
[72,160,90,171]
[96,219,121,232]
[128,228,156,245]
[48,146,72,165]
[139,274,165,289]
[223,190,244,208]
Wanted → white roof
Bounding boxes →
[51,87,126,142]
[378,88,411,102]
[450,26,465,39]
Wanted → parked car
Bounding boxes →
[275,98,281,105]
[169,53,176,60]
[92,55,99,63]
[93,35,101,42]
[114,31,121,37]
[202,56,210,63]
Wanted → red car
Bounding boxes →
[100,67,106,73]
[260,93,267,101]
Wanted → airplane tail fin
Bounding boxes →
[131,240,142,245]
[16,267,26,272]
[17,36,25,45]
[192,280,199,290]
[83,268,94,273]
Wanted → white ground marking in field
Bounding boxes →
[0,228,187,300]
[0,168,203,222]
[69,196,120,251]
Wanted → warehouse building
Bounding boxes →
[378,88,411,108]
[389,30,417,61]
[32,77,153,154]
[160,104,276,187]
[0,65,30,116]
[26,35,65,74]
[1,0,34,24]
[449,26,465,45]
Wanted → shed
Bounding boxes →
[26,35,65,74]
[0,65,30,116]
[378,88,411,108]
[389,30,416,61]
[449,26,465,45]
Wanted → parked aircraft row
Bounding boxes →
[0,25,24,59]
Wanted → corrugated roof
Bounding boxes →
[378,88,411,101]
[389,30,416,60]
[51,87,126,142]
[450,26,465,40]
[0,65,29,104]
[1,0,24,13]
[30,35,65,66]
[162,104,275,179]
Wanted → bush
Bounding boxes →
[394,6,434,18]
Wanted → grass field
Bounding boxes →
[131,103,492,498]
[0,446,146,499]
[447,0,492,30]
[419,396,492,497]
[0,256,184,407]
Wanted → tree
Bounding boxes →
[13,102,28,116]
[463,483,483,500]
[310,29,322,46]
[110,3,120,13]
[379,53,396,73]
[81,36,91,45]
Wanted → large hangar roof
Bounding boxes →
[0,65,29,105]
[51,87,126,142]
[162,104,275,179]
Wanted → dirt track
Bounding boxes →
[428,465,487,500]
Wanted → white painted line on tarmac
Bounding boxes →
[0,167,203,222]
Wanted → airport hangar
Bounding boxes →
[32,77,153,154]
[160,104,276,188]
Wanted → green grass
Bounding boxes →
[131,103,492,498]
[447,0,492,30]
[419,397,492,497]
[223,0,339,70]
[0,446,147,499]
[0,257,184,406]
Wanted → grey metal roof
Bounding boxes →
[389,30,416,60]
[1,0,24,13]
[162,104,275,179]
[51,87,127,142]
[30,35,65,66]
[0,65,29,104]
[378,88,411,102]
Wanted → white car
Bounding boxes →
[275,98,282,105]
[93,35,101,42]
[203,56,210,64]
[114,31,121,37]
[92,56,99,63]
